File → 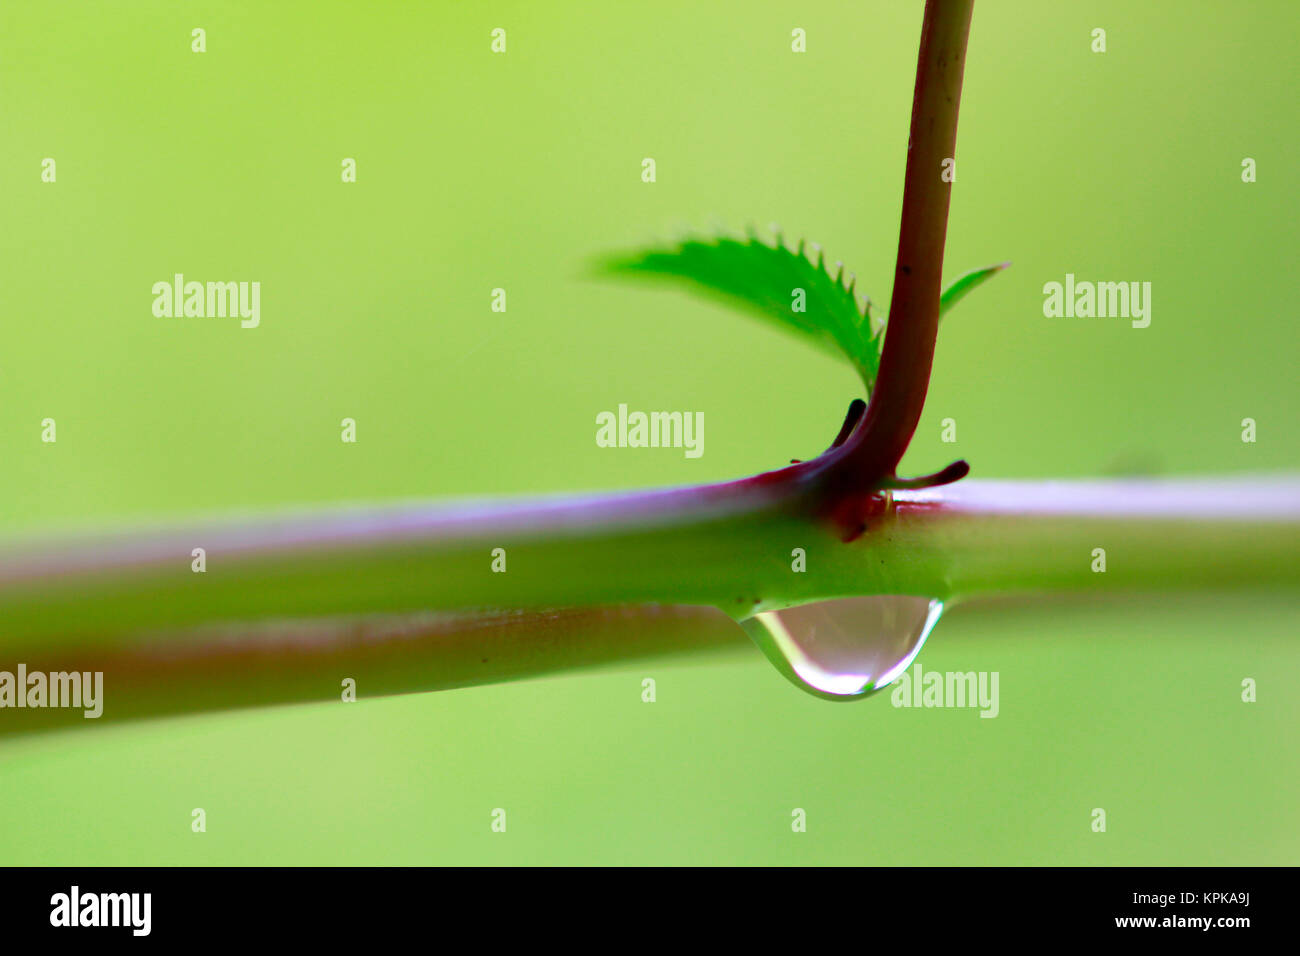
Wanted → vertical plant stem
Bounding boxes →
[834,0,975,489]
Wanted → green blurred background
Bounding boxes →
[1,0,1296,864]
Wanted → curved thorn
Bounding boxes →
[880,459,971,490]
[829,399,868,450]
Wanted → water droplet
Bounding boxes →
[740,596,943,701]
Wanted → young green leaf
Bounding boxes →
[600,234,882,390]
[939,262,1010,319]
[600,236,1007,394]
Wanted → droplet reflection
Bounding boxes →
[741,595,943,700]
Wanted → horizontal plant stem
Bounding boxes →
[1,476,1296,737]
[1,476,1296,643]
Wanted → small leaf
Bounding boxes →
[939,262,1010,320]
[600,233,882,390]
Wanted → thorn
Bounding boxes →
[797,238,806,257]
[881,459,971,490]
[829,398,868,449]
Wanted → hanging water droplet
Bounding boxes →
[741,596,943,701]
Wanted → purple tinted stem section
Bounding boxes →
[897,478,1300,519]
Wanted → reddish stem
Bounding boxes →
[819,0,975,513]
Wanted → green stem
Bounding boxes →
[4,478,1296,643]
[1,477,1296,737]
